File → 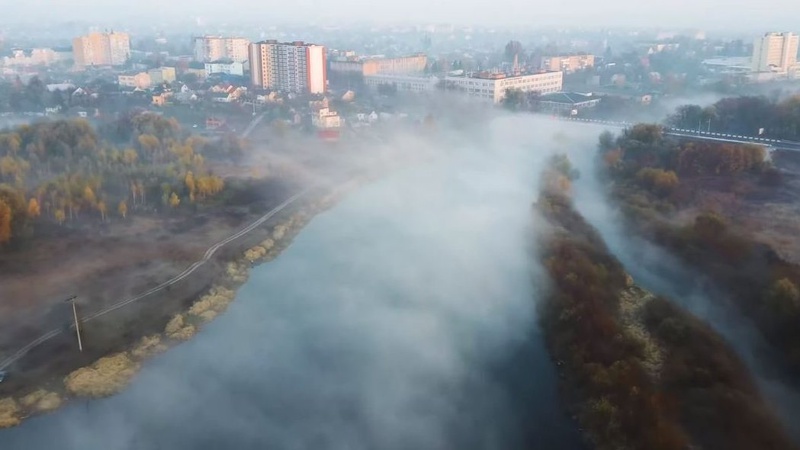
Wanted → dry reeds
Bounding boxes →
[131,335,168,359]
[63,353,140,397]
[0,398,20,428]
[19,389,62,412]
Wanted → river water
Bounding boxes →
[0,117,585,450]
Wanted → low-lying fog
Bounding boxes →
[0,115,585,450]
[5,111,796,449]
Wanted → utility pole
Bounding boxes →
[64,296,83,352]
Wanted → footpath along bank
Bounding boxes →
[0,176,366,428]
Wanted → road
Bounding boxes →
[0,111,304,372]
[557,116,800,151]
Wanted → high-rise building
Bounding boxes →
[72,31,130,67]
[751,32,799,75]
[249,41,326,94]
[192,36,250,63]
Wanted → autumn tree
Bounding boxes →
[195,175,224,199]
[27,198,40,218]
[0,184,27,235]
[122,148,138,165]
[0,199,11,244]
[764,278,800,318]
[0,133,21,156]
[97,200,107,222]
[169,192,180,208]
[118,200,127,219]
[82,186,97,211]
[636,168,680,196]
[137,134,160,161]
[185,171,196,202]
[54,208,65,225]
[693,212,727,241]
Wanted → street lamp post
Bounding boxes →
[64,296,83,352]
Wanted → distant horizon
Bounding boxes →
[1,0,798,33]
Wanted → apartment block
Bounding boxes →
[193,36,250,63]
[443,71,563,103]
[364,74,440,93]
[539,54,595,73]
[752,32,799,75]
[330,54,428,77]
[2,48,72,67]
[73,31,130,67]
[205,61,246,77]
[249,40,326,94]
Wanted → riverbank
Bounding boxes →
[534,162,798,450]
[0,176,368,428]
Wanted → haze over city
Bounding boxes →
[5,0,800,29]
[1,2,800,449]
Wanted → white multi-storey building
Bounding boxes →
[364,74,440,93]
[752,32,799,76]
[249,41,326,94]
[205,61,246,77]
[193,36,250,63]
[443,71,563,103]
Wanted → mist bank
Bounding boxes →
[533,163,798,450]
[0,115,587,449]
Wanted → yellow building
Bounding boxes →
[118,72,152,89]
[73,32,130,67]
[752,32,799,75]
[539,54,595,73]
[193,36,250,63]
[148,67,177,85]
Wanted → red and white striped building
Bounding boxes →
[249,40,327,94]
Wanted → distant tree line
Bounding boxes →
[0,114,232,248]
[667,95,800,141]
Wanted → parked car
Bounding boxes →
[0,371,6,383]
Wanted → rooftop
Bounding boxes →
[449,70,560,80]
[537,92,599,104]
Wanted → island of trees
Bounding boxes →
[535,156,797,450]
[0,112,242,248]
[597,122,800,378]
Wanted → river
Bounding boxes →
[0,116,585,450]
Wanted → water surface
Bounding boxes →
[0,122,584,450]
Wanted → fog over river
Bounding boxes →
[0,116,586,450]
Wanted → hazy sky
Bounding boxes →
[4,0,799,30]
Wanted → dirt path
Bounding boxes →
[0,187,312,371]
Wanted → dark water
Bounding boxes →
[0,133,584,449]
